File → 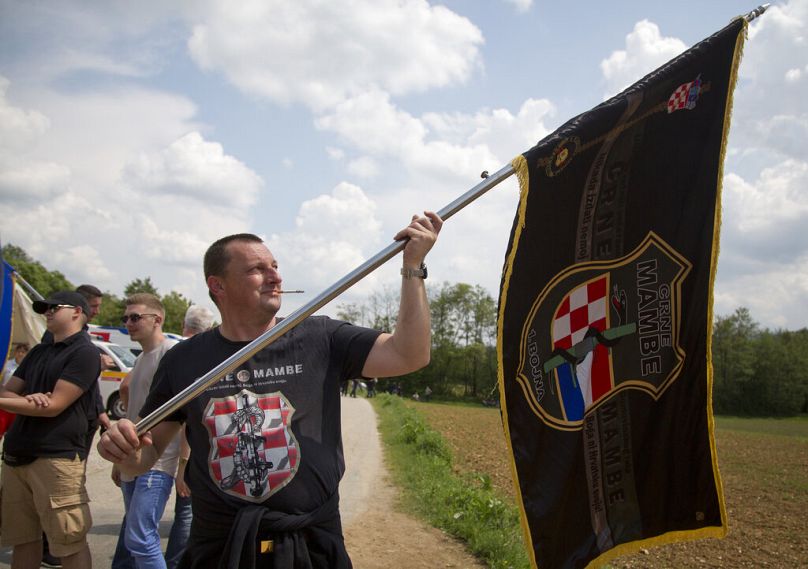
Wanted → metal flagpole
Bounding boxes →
[12,271,44,301]
[136,163,516,434]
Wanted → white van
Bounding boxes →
[93,339,136,420]
[89,324,142,356]
[88,324,185,357]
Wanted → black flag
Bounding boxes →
[497,16,746,569]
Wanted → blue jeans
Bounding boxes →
[164,494,192,569]
[112,470,174,569]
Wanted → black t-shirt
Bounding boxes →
[4,330,101,460]
[140,316,381,521]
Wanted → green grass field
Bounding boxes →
[715,415,808,438]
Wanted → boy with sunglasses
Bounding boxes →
[111,293,180,569]
[0,290,100,569]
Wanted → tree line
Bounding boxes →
[712,307,808,416]
[5,243,806,416]
[2,244,194,335]
[337,282,498,401]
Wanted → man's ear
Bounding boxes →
[207,275,224,296]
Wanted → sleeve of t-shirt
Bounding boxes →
[60,344,103,392]
[138,346,187,423]
[327,318,383,380]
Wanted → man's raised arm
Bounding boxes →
[362,211,442,378]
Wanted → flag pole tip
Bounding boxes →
[744,4,770,23]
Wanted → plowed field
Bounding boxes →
[416,402,808,568]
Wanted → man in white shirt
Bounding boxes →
[111,293,179,569]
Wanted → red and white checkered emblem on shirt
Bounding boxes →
[667,81,694,113]
[204,389,299,503]
[551,276,608,350]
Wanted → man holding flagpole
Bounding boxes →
[98,211,442,568]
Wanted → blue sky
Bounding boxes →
[1,0,806,329]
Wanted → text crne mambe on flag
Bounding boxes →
[497,15,746,569]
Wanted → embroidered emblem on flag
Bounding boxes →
[667,75,702,113]
[204,389,299,503]
[550,276,613,421]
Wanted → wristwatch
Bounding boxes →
[401,263,428,279]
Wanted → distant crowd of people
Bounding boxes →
[340,378,432,402]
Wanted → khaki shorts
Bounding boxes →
[0,457,92,557]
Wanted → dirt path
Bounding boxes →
[339,396,486,568]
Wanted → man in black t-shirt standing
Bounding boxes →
[0,290,101,569]
[99,212,442,568]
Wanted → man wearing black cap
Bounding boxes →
[0,290,101,569]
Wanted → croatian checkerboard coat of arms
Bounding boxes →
[516,232,691,431]
[204,389,299,502]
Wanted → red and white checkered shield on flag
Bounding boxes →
[550,275,615,409]
[204,389,299,503]
[551,276,608,350]
[667,76,701,113]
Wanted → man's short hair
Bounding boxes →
[204,233,263,303]
[75,284,103,300]
[125,292,164,316]
[183,305,215,334]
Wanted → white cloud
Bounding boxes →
[136,217,212,266]
[600,20,687,97]
[0,161,72,203]
[0,76,260,306]
[722,163,808,256]
[316,91,555,189]
[123,131,263,211]
[0,76,50,150]
[184,0,483,110]
[266,182,386,311]
[0,2,184,82]
[51,245,115,284]
[714,253,808,330]
[326,147,345,161]
[347,156,380,179]
[730,0,808,165]
[785,67,804,82]
[502,0,533,13]
[715,161,808,327]
[294,182,381,245]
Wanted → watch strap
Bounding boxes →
[401,263,427,279]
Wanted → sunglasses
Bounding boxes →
[42,304,77,315]
[121,313,159,324]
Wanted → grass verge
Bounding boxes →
[372,394,529,569]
